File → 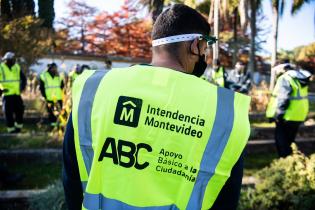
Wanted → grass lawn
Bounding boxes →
[0,135,62,149]
[243,152,278,176]
[0,151,276,190]
[0,122,51,133]
[1,159,61,190]
[251,122,275,128]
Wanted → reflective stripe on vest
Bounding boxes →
[186,88,234,209]
[40,71,62,101]
[266,72,309,121]
[0,63,21,96]
[211,67,224,87]
[78,70,106,180]
[72,66,250,210]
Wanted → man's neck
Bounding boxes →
[151,53,187,73]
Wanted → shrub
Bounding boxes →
[28,181,67,210]
[239,144,315,210]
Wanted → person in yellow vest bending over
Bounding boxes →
[266,65,311,157]
[69,64,90,87]
[210,59,227,88]
[69,64,80,87]
[0,52,26,133]
[39,63,64,127]
[62,4,250,210]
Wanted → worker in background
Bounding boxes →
[68,64,81,87]
[81,64,90,71]
[227,61,251,94]
[105,59,112,70]
[266,64,311,157]
[69,64,90,87]
[210,59,228,88]
[39,63,64,127]
[63,4,250,210]
[0,52,26,133]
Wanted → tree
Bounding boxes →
[58,0,97,53]
[1,0,13,20]
[38,0,55,29]
[212,0,220,65]
[0,0,35,20]
[0,16,52,70]
[269,0,284,90]
[55,1,152,58]
[131,0,165,22]
[12,0,35,18]
[88,3,152,58]
[270,0,314,90]
[249,0,262,73]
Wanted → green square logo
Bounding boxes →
[114,96,143,127]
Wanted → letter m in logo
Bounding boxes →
[114,96,142,127]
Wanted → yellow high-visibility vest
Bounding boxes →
[266,72,309,121]
[0,63,21,96]
[72,65,250,210]
[211,67,225,87]
[40,71,62,102]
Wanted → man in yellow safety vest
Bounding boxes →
[210,59,227,88]
[266,64,311,157]
[62,4,250,210]
[39,63,64,127]
[69,64,90,87]
[0,52,26,133]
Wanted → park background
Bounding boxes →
[0,0,315,210]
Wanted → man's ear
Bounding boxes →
[190,38,200,55]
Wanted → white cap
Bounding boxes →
[299,69,312,78]
[3,52,15,60]
[287,69,312,79]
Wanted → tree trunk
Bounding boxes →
[38,0,55,29]
[208,0,214,25]
[238,0,249,35]
[270,5,279,91]
[81,27,85,53]
[0,0,13,20]
[222,0,228,22]
[232,7,238,67]
[212,0,220,66]
[249,0,257,73]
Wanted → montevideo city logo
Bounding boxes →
[114,96,143,127]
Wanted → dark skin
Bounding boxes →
[151,38,208,73]
[5,59,16,69]
[48,65,59,77]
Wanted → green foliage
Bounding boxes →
[195,0,210,15]
[0,16,52,70]
[28,181,67,210]
[278,42,315,71]
[278,49,295,62]
[38,0,55,28]
[2,159,61,190]
[239,145,315,210]
[294,42,315,61]
[291,0,314,15]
